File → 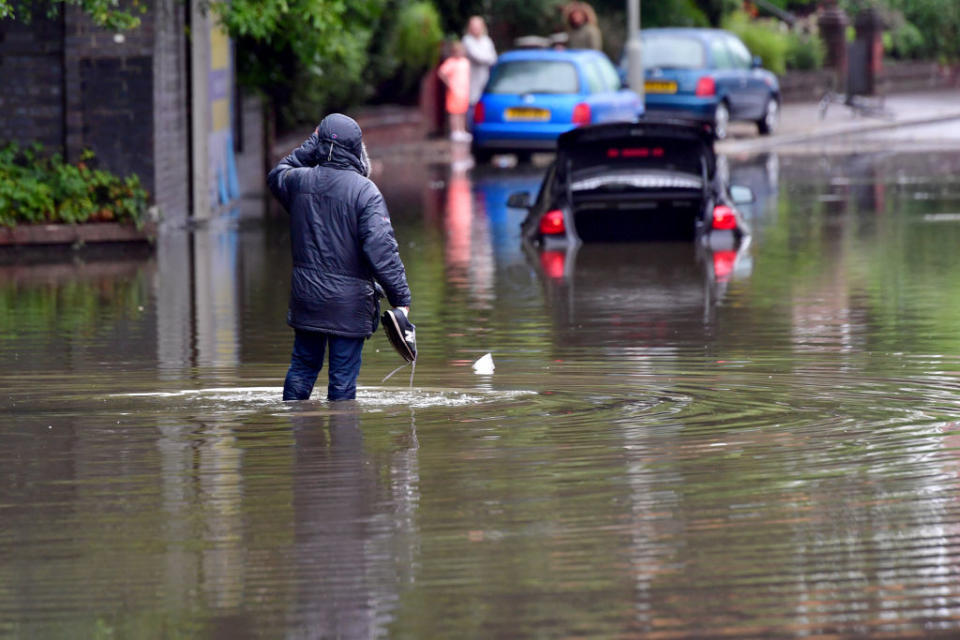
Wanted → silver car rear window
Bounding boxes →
[486,60,580,94]
[641,35,706,69]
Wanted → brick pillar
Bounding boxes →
[818,1,849,92]
[855,8,885,96]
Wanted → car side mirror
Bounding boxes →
[507,191,532,209]
[751,55,763,69]
[729,184,755,205]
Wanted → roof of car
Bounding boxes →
[558,118,715,150]
[641,27,734,41]
[497,48,609,63]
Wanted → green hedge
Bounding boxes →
[785,31,825,71]
[722,11,826,74]
[0,143,148,228]
[722,11,789,75]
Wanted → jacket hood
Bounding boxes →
[309,113,372,177]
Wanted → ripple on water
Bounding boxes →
[110,385,537,414]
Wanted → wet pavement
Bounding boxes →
[4,141,960,638]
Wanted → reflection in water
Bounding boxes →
[198,420,246,610]
[443,153,494,308]
[193,213,242,371]
[529,241,753,340]
[288,406,419,638]
[9,150,960,637]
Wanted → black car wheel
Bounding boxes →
[757,97,779,136]
[714,101,730,140]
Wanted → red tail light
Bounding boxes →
[539,209,566,235]
[473,101,485,124]
[712,204,737,230]
[572,103,591,126]
[713,250,737,281]
[695,76,716,97]
[540,250,567,279]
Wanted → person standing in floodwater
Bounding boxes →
[462,16,497,114]
[563,2,602,51]
[267,113,412,401]
[437,41,472,141]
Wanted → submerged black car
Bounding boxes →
[507,118,752,248]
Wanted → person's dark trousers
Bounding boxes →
[283,330,364,401]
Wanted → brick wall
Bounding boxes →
[0,2,262,223]
[79,56,153,187]
[780,61,960,104]
[0,14,65,150]
[63,5,156,188]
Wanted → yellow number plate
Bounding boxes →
[645,80,678,94]
[505,107,550,121]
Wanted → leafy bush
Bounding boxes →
[722,11,789,75]
[392,2,443,77]
[883,20,926,60]
[785,31,825,70]
[0,143,148,228]
[850,0,960,62]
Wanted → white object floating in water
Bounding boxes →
[472,353,495,374]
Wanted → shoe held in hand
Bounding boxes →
[382,307,417,362]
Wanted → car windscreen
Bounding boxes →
[567,137,708,188]
[640,35,706,69]
[486,60,580,94]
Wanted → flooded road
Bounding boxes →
[3,149,960,638]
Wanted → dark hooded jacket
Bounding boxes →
[267,114,411,338]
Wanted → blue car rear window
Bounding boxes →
[486,60,580,94]
[641,36,706,69]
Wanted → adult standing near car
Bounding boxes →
[563,2,602,51]
[462,16,497,108]
[267,113,412,401]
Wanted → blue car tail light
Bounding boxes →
[473,101,486,124]
[572,103,591,126]
[695,76,716,97]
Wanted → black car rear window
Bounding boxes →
[486,60,580,94]
[569,136,708,178]
[641,35,706,69]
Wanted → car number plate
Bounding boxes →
[505,107,550,121]
[645,80,678,94]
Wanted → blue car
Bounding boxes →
[471,48,642,163]
[627,28,780,140]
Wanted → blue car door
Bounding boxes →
[725,35,768,118]
[582,56,637,123]
[709,38,749,118]
[580,58,615,122]
[596,55,641,119]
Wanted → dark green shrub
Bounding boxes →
[883,20,926,60]
[785,31,825,70]
[722,11,789,75]
[0,143,148,228]
[374,1,444,99]
[392,2,443,75]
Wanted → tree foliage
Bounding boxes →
[873,0,960,61]
[213,0,385,128]
[0,0,143,30]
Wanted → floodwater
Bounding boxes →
[3,147,960,639]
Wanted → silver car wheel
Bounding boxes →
[714,101,730,140]
[759,97,779,135]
